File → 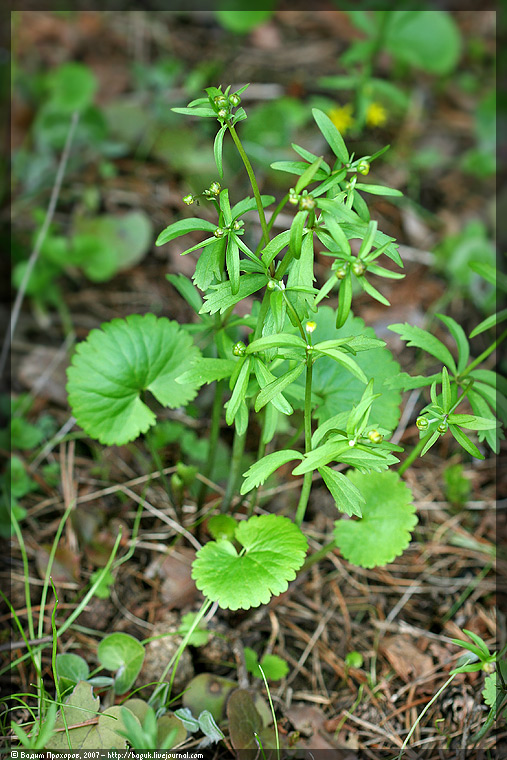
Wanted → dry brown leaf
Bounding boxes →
[380,635,433,682]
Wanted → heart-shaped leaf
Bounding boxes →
[334,470,417,568]
[67,314,202,445]
[97,633,145,694]
[192,514,307,610]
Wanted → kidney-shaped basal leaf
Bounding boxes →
[67,314,202,446]
[192,514,308,610]
[334,470,417,569]
[97,632,145,695]
[45,682,133,750]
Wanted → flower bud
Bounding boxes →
[352,260,366,277]
[229,93,241,107]
[288,189,299,205]
[437,422,448,434]
[209,181,221,196]
[368,429,383,444]
[267,279,277,290]
[335,265,348,280]
[299,195,316,211]
[218,108,228,119]
[357,159,370,175]
[233,220,243,231]
[305,321,317,333]
[232,341,246,357]
[183,194,194,206]
[215,95,228,107]
[416,417,429,430]
[214,227,226,238]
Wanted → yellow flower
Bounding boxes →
[366,101,388,127]
[328,104,355,135]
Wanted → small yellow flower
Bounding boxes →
[366,101,388,128]
[328,104,355,135]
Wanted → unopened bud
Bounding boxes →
[357,159,370,175]
[229,93,241,107]
[214,227,226,238]
[352,260,366,277]
[416,417,429,430]
[183,194,194,206]
[232,341,246,357]
[368,429,383,444]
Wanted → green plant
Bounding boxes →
[61,83,501,746]
[320,10,462,133]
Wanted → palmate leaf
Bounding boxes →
[67,314,202,446]
[192,514,308,610]
[334,471,417,568]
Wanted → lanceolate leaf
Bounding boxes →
[287,232,315,321]
[318,466,365,517]
[226,235,240,294]
[255,363,305,412]
[200,274,267,315]
[67,315,202,446]
[166,273,203,314]
[240,450,303,495]
[156,218,217,247]
[436,313,470,374]
[312,108,349,164]
[176,358,236,386]
[226,357,251,425]
[388,323,457,374]
[336,270,352,328]
[192,514,308,610]
[214,125,227,178]
[449,425,484,459]
[334,471,417,568]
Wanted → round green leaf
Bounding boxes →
[334,471,417,568]
[67,314,202,445]
[97,633,145,695]
[192,514,308,610]
[384,11,461,75]
[47,62,97,113]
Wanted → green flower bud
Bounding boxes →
[437,422,448,434]
[183,194,194,206]
[215,95,228,107]
[368,429,383,444]
[288,189,299,205]
[335,265,348,280]
[233,220,243,231]
[232,341,246,357]
[299,195,316,211]
[229,93,241,107]
[209,181,221,195]
[218,108,228,119]
[357,159,370,175]
[267,279,277,290]
[214,227,226,238]
[416,417,429,430]
[352,260,366,277]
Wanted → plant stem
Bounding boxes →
[221,424,247,513]
[397,430,434,476]
[228,122,270,247]
[197,380,224,508]
[301,538,337,571]
[459,328,507,379]
[254,290,271,340]
[295,357,314,527]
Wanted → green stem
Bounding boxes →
[254,290,271,340]
[301,538,337,572]
[254,192,290,257]
[197,380,224,508]
[221,425,247,513]
[145,423,176,516]
[295,357,314,527]
[228,122,270,247]
[275,247,295,281]
[459,329,507,380]
[247,436,266,518]
[397,430,434,476]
